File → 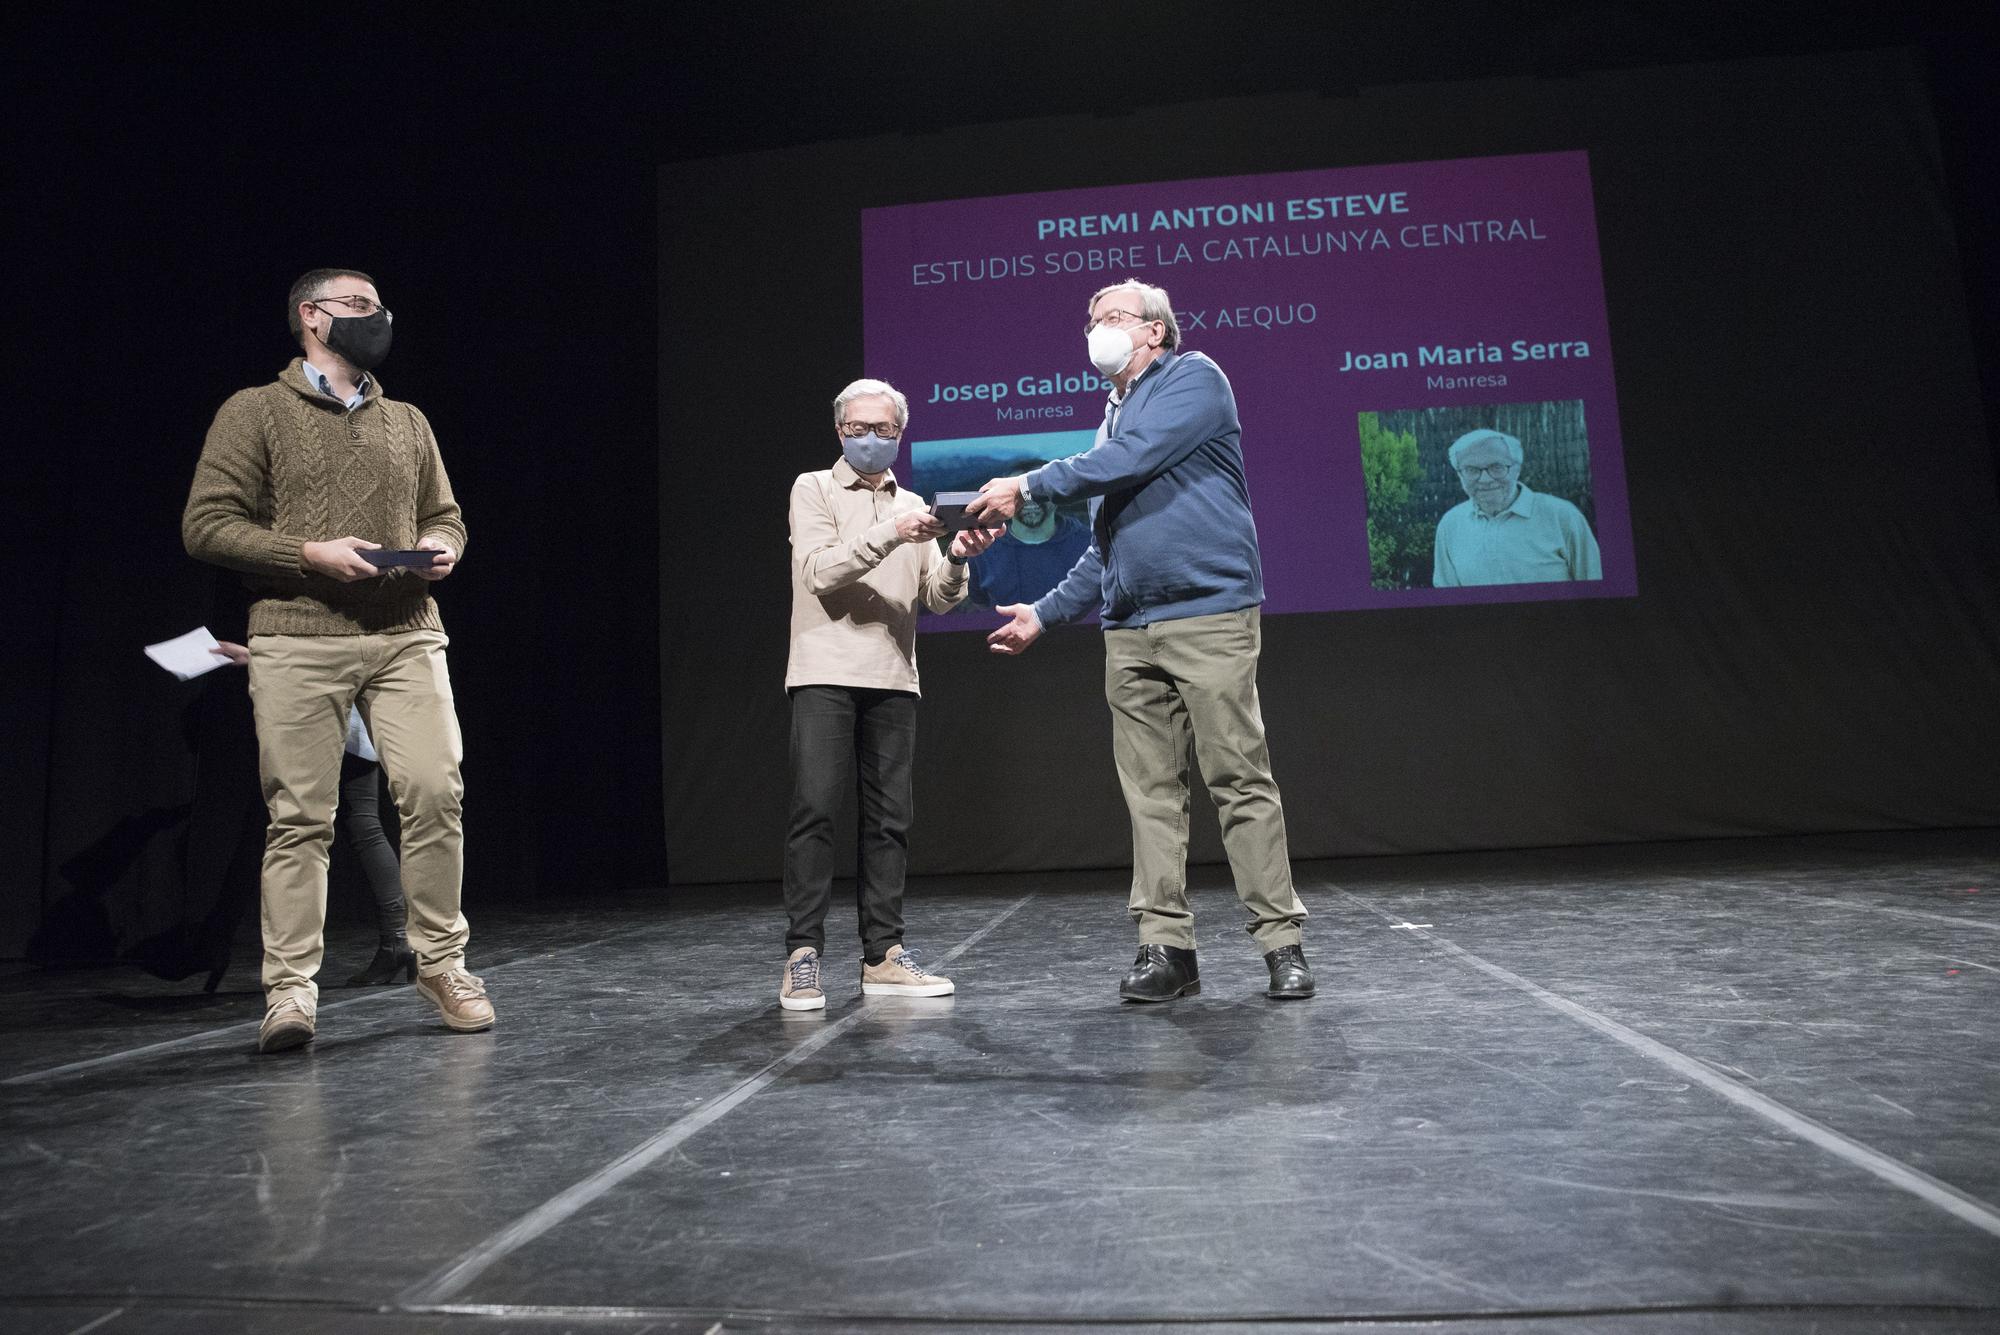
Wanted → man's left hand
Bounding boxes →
[415,537,458,581]
[949,525,1005,561]
[987,603,1043,655]
[966,476,1025,523]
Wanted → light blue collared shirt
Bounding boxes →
[1432,481,1603,587]
[302,359,371,412]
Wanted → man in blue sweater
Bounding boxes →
[969,280,1313,1002]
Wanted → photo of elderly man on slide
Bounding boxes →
[1433,426,1601,587]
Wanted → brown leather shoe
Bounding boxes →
[257,995,316,1053]
[414,968,496,1032]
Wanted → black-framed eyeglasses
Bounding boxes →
[312,295,391,319]
[1457,461,1517,481]
[839,420,902,439]
[1084,308,1155,334]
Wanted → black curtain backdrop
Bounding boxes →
[660,49,2000,885]
[6,13,669,962]
[8,4,1997,959]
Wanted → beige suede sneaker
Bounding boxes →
[780,946,826,1011]
[414,967,496,1032]
[257,995,316,1054]
[861,944,954,997]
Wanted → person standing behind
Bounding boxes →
[184,267,490,1052]
[780,379,1000,1011]
[336,709,418,985]
[970,280,1314,1004]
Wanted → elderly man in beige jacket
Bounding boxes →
[779,378,1000,1011]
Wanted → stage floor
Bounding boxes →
[3,829,1998,1334]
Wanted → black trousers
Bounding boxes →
[338,754,407,945]
[783,685,917,961]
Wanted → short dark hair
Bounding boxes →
[287,268,376,346]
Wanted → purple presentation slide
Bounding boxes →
[860,150,1635,629]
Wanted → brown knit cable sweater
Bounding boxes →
[183,359,469,636]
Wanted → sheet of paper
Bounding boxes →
[143,626,231,681]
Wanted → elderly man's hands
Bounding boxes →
[895,511,948,544]
[965,476,1026,524]
[949,525,1005,561]
[987,603,1043,655]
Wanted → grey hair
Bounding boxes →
[1088,279,1181,351]
[1446,428,1524,469]
[833,378,910,431]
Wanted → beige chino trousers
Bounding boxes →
[247,629,469,1005]
[1103,606,1307,952]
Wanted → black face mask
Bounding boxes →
[321,308,394,371]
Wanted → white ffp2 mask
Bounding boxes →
[1087,323,1138,377]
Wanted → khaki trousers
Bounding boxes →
[247,629,469,1005]
[1103,607,1306,952]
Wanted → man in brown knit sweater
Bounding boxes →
[183,268,495,1052]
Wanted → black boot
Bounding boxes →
[1264,943,1316,999]
[1119,945,1200,1002]
[347,941,417,987]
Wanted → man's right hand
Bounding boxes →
[966,476,1025,523]
[988,603,1043,655]
[894,511,947,544]
[301,536,384,582]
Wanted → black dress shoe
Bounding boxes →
[346,941,417,987]
[1264,943,1316,999]
[1119,944,1200,1002]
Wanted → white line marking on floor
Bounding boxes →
[399,893,1037,1307]
[62,1308,124,1335]
[1790,895,2000,933]
[1326,885,2000,1241]
[3,929,645,1087]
